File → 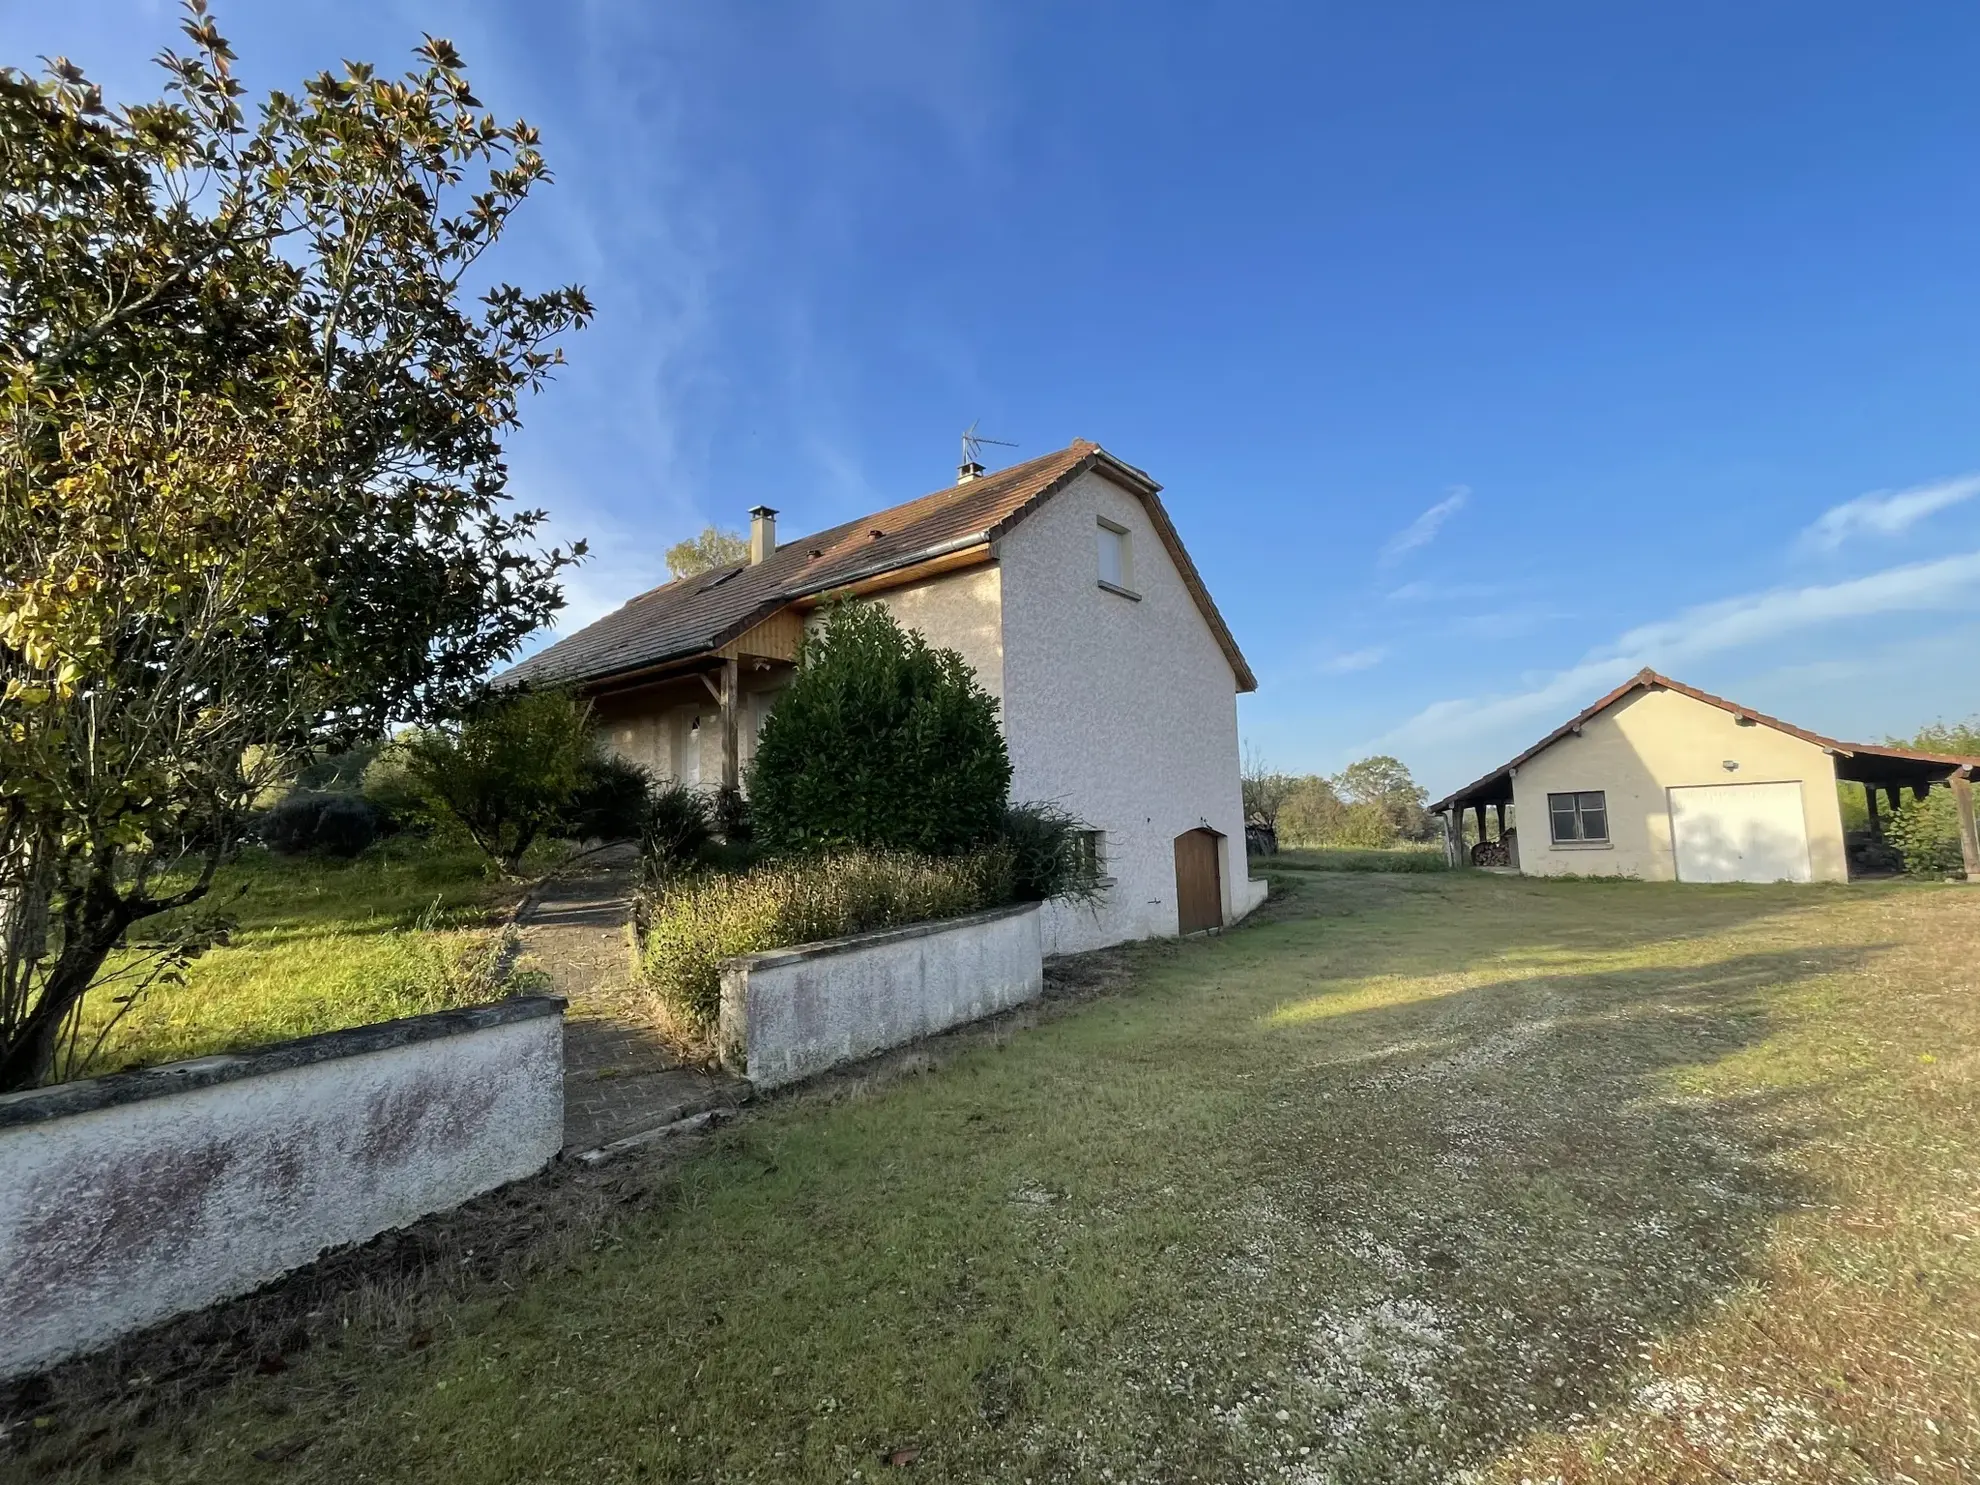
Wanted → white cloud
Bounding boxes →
[1385,578,1504,603]
[1321,646,1389,674]
[1799,473,1980,553]
[1379,486,1470,566]
[1377,548,1980,786]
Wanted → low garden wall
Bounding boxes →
[721,903,1043,1088]
[0,996,564,1381]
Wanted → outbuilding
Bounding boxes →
[1430,670,1980,884]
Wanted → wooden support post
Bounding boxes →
[1885,786,1902,817]
[1473,804,1488,846]
[1951,770,1980,884]
[1863,782,1882,841]
[1442,811,1460,868]
[719,657,741,792]
[1494,801,1507,839]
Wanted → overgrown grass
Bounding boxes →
[17,874,1980,1482]
[65,841,525,1078]
[1269,843,1450,872]
[638,849,1009,1034]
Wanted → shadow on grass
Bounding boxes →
[1148,899,1881,1479]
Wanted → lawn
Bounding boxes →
[1268,844,1450,873]
[65,842,525,1077]
[18,866,1980,1482]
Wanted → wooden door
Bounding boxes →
[1173,829,1224,934]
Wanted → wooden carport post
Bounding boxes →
[1951,768,1980,883]
[719,657,741,791]
[1863,782,1883,841]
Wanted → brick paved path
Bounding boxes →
[513,853,746,1155]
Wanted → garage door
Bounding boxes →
[1668,782,1812,884]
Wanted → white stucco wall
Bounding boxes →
[810,564,1006,703]
[721,904,1042,1088]
[0,1000,563,1380]
[1510,688,1849,882]
[996,470,1256,953]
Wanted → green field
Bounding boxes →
[20,865,1980,1483]
[65,843,522,1077]
[1268,844,1450,872]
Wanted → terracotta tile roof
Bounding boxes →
[1429,668,1980,812]
[502,439,1256,692]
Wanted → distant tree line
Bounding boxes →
[1242,747,1434,849]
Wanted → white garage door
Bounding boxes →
[1669,782,1812,884]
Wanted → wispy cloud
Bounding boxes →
[1799,473,1980,553]
[1385,578,1504,603]
[1379,485,1469,566]
[1451,608,1568,641]
[1378,548,1980,773]
[1321,646,1389,674]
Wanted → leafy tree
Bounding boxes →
[1332,755,1432,842]
[1278,775,1347,846]
[0,9,589,1089]
[748,604,1012,856]
[1906,719,1980,757]
[666,526,748,580]
[402,691,594,875]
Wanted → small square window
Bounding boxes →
[1096,519,1134,593]
[1073,829,1106,877]
[1547,790,1609,843]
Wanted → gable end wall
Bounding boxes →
[1510,688,1848,881]
[996,469,1257,951]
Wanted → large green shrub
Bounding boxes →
[563,753,658,842]
[257,790,382,858]
[639,850,1011,1034]
[748,604,1012,855]
[1885,789,1966,878]
[402,689,595,874]
[640,783,717,880]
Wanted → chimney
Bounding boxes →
[748,505,778,564]
[956,459,985,485]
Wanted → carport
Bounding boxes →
[1838,742,1980,879]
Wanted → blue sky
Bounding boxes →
[11,1,1980,793]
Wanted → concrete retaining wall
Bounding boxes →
[0,996,564,1380]
[721,904,1044,1088]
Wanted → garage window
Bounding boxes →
[1548,791,1608,843]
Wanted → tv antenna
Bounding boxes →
[958,421,1017,481]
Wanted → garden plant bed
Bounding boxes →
[8,870,1979,1481]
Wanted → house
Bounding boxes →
[1428,669,1980,883]
[503,439,1268,951]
